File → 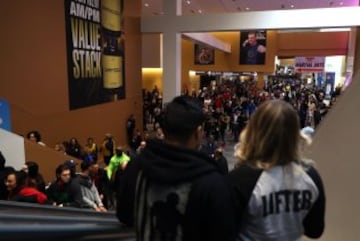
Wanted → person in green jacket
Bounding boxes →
[107,147,130,181]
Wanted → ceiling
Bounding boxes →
[142,0,359,16]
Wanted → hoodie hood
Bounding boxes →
[138,139,220,184]
[75,174,92,188]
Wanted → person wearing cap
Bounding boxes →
[67,158,106,212]
[116,95,237,241]
[63,159,77,178]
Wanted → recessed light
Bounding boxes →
[144,3,149,7]
[340,1,344,5]
[186,0,191,5]
[245,7,250,11]
[290,4,295,8]
[198,9,202,13]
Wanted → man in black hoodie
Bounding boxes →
[116,95,236,241]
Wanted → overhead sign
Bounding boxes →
[295,57,325,73]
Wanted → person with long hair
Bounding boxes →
[229,100,325,240]
[6,171,47,204]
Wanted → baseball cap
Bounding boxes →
[64,159,77,168]
[301,126,315,138]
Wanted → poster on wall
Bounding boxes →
[64,0,125,110]
[325,72,335,99]
[194,44,215,65]
[239,31,267,65]
[295,57,325,73]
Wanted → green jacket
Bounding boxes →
[107,153,130,180]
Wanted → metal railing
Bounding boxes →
[0,200,135,241]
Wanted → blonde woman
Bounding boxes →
[229,100,325,241]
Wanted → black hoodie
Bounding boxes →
[116,138,236,241]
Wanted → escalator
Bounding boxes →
[0,201,135,241]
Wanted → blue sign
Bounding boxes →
[317,73,324,88]
[325,72,335,99]
[0,99,11,131]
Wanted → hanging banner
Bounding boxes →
[0,99,11,131]
[295,57,325,73]
[325,72,335,99]
[64,0,125,110]
[239,30,267,65]
[317,72,324,87]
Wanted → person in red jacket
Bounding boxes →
[5,171,48,204]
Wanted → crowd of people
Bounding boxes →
[116,95,325,241]
[1,128,149,210]
[0,150,122,210]
[0,76,335,240]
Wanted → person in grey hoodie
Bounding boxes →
[67,159,106,212]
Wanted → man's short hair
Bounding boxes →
[81,158,96,171]
[161,95,205,141]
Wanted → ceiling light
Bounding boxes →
[144,3,149,7]
[245,7,250,11]
[340,1,344,5]
[186,0,191,4]
[290,5,295,8]
[198,9,202,13]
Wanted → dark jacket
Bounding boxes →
[46,180,70,205]
[116,138,236,241]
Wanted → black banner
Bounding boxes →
[65,0,125,110]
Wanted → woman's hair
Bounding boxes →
[25,161,39,178]
[234,100,301,169]
[0,151,6,169]
[7,171,27,193]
